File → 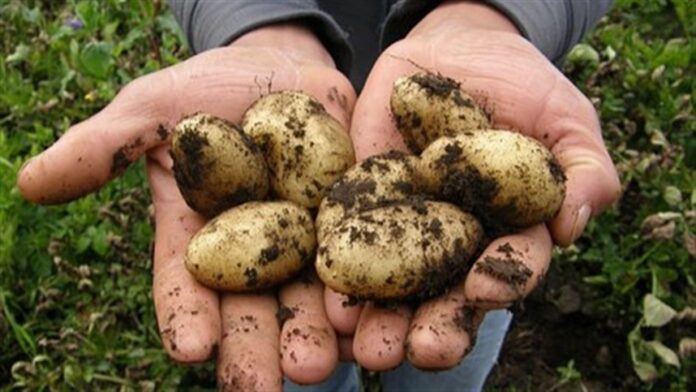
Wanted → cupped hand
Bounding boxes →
[17,24,355,390]
[325,1,621,371]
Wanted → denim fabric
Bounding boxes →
[285,309,512,392]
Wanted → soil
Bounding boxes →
[111,137,144,175]
[485,263,643,391]
[547,156,567,185]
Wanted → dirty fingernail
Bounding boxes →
[570,204,592,243]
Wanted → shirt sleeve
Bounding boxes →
[380,0,613,66]
[167,0,353,74]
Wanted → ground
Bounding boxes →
[0,0,693,390]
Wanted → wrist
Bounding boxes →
[230,23,336,68]
[408,1,520,39]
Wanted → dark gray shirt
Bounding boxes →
[168,0,612,89]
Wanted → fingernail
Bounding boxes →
[569,203,592,243]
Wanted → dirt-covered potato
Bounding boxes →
[171,113,269,217]
[185,201,315,291]
[419,130,566,229]
[317,200,483,300]
[315,151,421,241]
[391,72,490,153]
[241,91,355,208]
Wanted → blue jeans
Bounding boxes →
[284,309,512,392]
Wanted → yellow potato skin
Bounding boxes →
[317,201,483,300]
[171,113,269,217]
[391,73,490,153]
[186,201,315,291]
[242,91,355,208]
[315,152,421,242]
[419,130,566,228]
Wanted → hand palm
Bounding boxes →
[19,42,356,390]
[326,29,620,370]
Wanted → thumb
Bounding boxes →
[539,87,622,247]
[17,67,175,204]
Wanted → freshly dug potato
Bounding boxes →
[317,200,483,300]
[419,130,566,229]
[391,72,490,153]
[186,201,315,291]
[171,113,269,217]
[241,91,355,208]
[315,151,421,241]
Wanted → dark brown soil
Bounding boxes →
[327,177,377,210]
[547,156,567,185]
[111,137,144,175]
[258,244,280,265]
[156,124,169,141]
[171,125,210,190]
[441,167,498,215]
[486,264,643,391]
[411,72,460,97]
[475,254,533,288]
[275,305,295,327]
[243,267,258,288]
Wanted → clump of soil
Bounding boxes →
[475,253,532,288]
[111,137,144,175]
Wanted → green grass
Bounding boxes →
[0,0,693,390]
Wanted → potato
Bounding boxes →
[171,113,269,217]
[317,200,483,300]
[391,72,490,152]
[419,130,566,229]
[241,91,355,208]
[185,201,315,291]
[315,151,421,241]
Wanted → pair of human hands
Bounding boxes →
[17,1,620,390]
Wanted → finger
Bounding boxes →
[464,224,553,308]
[18,69,176,204]
[148,146,220,362]
[324,287,363,335]
[407,293,485,369]
[353,303,411,371]
[542,92,621,246]
[278,272,338,384]
[217,292,282,392]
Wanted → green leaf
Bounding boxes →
[76,1,98,30]
[583,275,610,285]
[6,44,30,63]
[568,43,600,65]
[633,361,658,383]
[643,293,676,327]
[663,186,682,206]
[645,341,681,367]
[90,226,110,257]
[79,41,113,79]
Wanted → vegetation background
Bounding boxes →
[0,0,693,390]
